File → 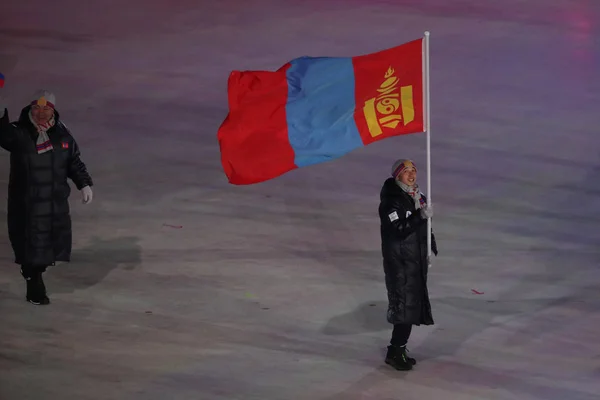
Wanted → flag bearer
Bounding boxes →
[378,159,437,370]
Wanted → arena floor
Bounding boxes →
[1,1,599,399]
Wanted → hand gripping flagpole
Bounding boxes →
[423,31,432,268]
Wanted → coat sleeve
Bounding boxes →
[380,197,426,240]
[67,137,93,190]
[0,108,20,152]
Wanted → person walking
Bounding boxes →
[0,87,94,305]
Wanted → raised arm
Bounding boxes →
[0,107,20,152]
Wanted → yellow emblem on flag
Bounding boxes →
[363,66,414,137]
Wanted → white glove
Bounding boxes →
[81,186,93,204]
[420,204,433,219]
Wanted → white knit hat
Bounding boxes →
[30,89,56,109]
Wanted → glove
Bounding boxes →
[420,204,433,219]
[81,186,93,204]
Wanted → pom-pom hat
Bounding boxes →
[30,90,56,109]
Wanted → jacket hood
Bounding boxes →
[18,105,61,128]
[380,177,405,200]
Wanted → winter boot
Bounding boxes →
[385,345,413,371]
[404,347,417,365]
[20,268,50,305]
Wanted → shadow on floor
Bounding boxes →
[48,235,142,294]
[321,301,390,335]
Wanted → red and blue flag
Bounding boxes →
[218,38,425,185]
[0,72,5,88]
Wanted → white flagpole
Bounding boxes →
[423,31,432,267]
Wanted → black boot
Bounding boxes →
[20,267,50,305]
[385,345,413,371]
[404,347,417,365]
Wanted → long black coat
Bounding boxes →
[0,106,93,266]
[379,178,437,326]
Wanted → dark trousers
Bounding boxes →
[391,324,413,347]
[20,264,48,278]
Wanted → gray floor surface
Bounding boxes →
[1,1,599,399]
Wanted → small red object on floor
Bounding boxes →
[163,224,183,229]
[471,289,484,295]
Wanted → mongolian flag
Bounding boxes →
[0,72,4,88]
[217,38,425,185]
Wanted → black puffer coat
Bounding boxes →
[379,178,437,326]
[0,106,93,267]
